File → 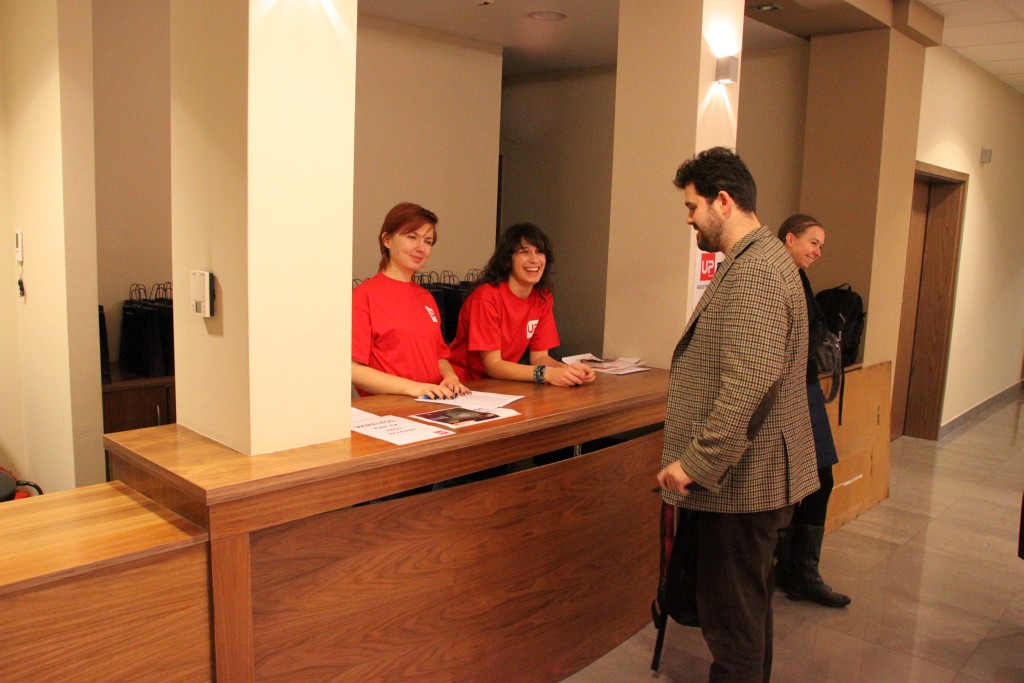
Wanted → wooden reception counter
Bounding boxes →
[104,369,670,682]
[0,481,211,679]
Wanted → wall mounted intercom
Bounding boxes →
[190,270,214,317]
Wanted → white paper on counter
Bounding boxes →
[414,391,523,410]
[351,414,454,445]
[351,406,378,422]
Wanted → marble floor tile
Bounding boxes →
[957,619,1024,683]
[862,545,1023,620]
[904,516,1023,570]
[939,495,1024,535]
[774,621,959,683]
[835,500,933,545]
[817,526,900,576]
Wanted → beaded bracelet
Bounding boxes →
[533,364,547,384]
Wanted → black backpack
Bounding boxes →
[815,283,865,368]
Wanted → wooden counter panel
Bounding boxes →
[206,400,665,539]
[103,371,668,506]
[109,451,211,529]
[0,543,212,681]
[0,481,207,595]
[212,534,255,682]
[823,362,892,532]
[248,431,663,682]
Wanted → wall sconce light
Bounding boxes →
[716,56,739,84]
[980,148,993,164]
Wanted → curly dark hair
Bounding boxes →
[475,223,555,295]
[674,147,757,213]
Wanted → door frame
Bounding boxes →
[891,161,968,440]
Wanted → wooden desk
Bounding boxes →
[105,370,669,682]
[0,481,211,680]
[102,362,176,434]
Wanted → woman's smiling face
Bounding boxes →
[785,225,825,269]
[383,223,435,279]
[509,239,546,294]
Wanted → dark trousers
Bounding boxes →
[791,465,834,526]
[696,505,794,683]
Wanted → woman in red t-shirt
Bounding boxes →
[351,203,469,398]
[448,223,596,387]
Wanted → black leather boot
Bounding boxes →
[774,525,793,590]
[787,524,851,608]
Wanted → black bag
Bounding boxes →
[813,326,842,404]
[150,282,175,376]
[650,502,699,671]
[98,305,112,383]
[118,283,174,378]
[815,283,865,367]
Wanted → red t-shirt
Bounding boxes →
[352,273,449,395]
[447,281,560,381]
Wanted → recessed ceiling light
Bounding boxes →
[751,3,781,11]
[528,11,567,21]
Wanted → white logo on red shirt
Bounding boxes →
[425,306,438,323]
[526,319,539,338]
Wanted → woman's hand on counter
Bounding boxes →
[543,363,596,387]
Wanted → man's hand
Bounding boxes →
[657,460,695,495]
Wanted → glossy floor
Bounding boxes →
[564,391,1024,683]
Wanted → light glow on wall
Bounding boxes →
[705,21,739,59]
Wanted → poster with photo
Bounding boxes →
[410,406,518,428]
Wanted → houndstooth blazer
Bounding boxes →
[661,226,819,514]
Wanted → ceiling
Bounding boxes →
[922,0,1024,94]
[357,0,1024,95]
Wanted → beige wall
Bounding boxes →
[170,1,251,452]
[499,68,616,357]
[800,30,891,304]
[0,1,27,476]
[58,0,104,486]
[799,29,925,375]
[917,47,1024,423]
[93,0,171,362]
[171,1,356,455]
[0,0,103,490]
[603,0,722,368]
[353,16,502,281]
[735,44,809,231]
[863,30,925,369]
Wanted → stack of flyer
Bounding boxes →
[350,391,525,445]
[563,353,650,375]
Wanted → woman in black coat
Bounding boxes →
[775,213,851,608]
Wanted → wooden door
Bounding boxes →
[892,163,967,440]
[892,179,928,438]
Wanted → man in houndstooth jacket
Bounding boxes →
[657,147,819,683]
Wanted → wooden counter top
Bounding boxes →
[105,369,668,538]
[0,480,207,596]
[105,371,667,499]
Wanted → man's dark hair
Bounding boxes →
[673,147,757,213]
[476,222,555,295]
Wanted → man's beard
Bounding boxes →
[695,210,723,253]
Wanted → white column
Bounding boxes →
[171,0,356,455]
[603,0,745,368]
